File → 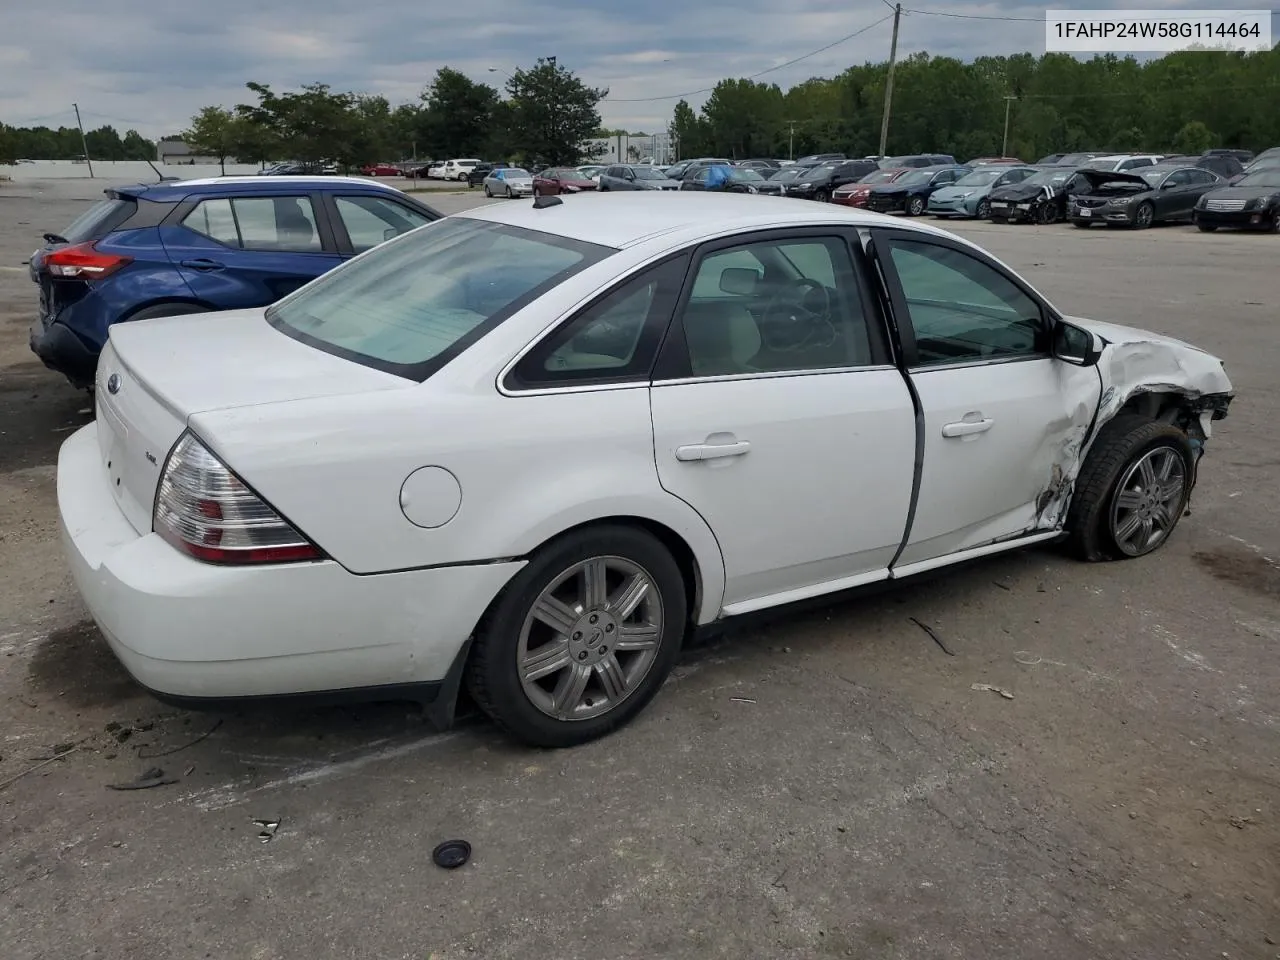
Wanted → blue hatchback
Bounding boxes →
[29,176,442,388]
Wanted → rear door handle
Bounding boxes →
[942,417,994,438]
[180,258,224,271]
[675,441,751,461]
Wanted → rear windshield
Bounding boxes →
[266,217,613,380]
[61,197,135,242]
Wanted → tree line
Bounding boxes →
[0,124,156,163]
[5,47,1277,169]
[671,48,1280,162]
[181,59,608,171]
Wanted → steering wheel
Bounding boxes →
[759,278,836,351]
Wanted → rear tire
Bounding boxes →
[1065,414,1194,562]
[466,525,688,748]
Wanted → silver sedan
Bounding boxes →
[483,168,534,198]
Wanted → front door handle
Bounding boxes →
[942,417,994,438]
[180,258,224,271]
[675,440,751,461]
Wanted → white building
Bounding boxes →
[585,131,674,165]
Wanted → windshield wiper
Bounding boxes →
[43,232,69,245]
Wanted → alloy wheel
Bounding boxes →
[517,556,665,721]
[1134,202,1154,229]
[1109,446,1186,557]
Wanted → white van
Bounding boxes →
[441,159,481,181]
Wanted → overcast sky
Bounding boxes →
[1,1,1270,138]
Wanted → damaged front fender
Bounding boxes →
[1034,316,1234,530]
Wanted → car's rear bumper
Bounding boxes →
[57,424,524,703]
[29,317,98,387]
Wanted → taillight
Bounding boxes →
[44,242,132,280]
[153,433,323,565]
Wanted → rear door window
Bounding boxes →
[182,195,324,252]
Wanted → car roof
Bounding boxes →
[454,191,960,249]
[113,175,407,201]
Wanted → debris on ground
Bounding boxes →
[106,767,179,791]
[432,839,471,869]
[138,718,222,759]
[0,746,77,792]
[910,617,955,656]
[253,818,281,843]
[729,697,757,704]
[1227,815,1254,829]
[993,580,1013,591]
[971,683,1015,700]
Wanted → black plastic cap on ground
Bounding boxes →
[432,839,472,869]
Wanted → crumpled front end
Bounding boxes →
[1034,317,1234,530]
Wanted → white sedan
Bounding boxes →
[57,193,1233,747]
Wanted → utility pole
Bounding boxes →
[72,102,94,178]
[788,120,796,160]
[877,3,902,158]
[1001,95,1018,157]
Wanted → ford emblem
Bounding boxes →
[106,373,121,395]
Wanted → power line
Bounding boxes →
[3,109,73,127]
[605,12,894,102]
[906,8,1044,21]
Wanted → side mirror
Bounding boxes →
[1161,181,1175,190]
[1053,320,1103,367]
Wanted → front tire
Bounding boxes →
[975,198,991,219]
[466,525,688,748]
[1132,201,1154,229]
[1196,222,1217,232]
[506,185,513,199]
[484,185,492,197]
[905,196,925,216]
[1065,414,1194,562]
[815,189,831,203]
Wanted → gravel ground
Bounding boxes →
[1,177,1277,960]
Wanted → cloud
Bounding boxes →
[1,1,1271,137]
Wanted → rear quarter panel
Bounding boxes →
[88,228,197,344]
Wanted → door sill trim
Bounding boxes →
[720,568,890,617]
[890,531,1060,580]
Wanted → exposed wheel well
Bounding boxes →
[1114,391,1198,431]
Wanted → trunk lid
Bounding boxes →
[96,308,410,534]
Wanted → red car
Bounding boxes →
[533,167,598,196]
[832,168,908,207]
[361,163,402,177]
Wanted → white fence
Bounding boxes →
[0,160,264,181]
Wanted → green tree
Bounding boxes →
[84,125,125,161]
[121,129,155,161]
[669,100,707,160]
[505,58,607,167]
[1172,120,1216,154]
[423,67,498,158]
[184,106,237,173]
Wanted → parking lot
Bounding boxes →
[1,177,1278,960]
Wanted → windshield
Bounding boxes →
[729,168,766,182]
[266,218,612,379]
[770,168,807,181]
[897,170,934,184]
[805,163,839,179]
[504,168,531,178]
[634,167,667,179]
[954,169,1004,187]
[1138,169,1171,187]
[1237,170,1280,188]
